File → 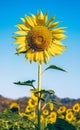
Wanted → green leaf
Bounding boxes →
[47,123,57,130]
[52,99,62,106]
[0,109,36,130]
[14,80,35,89]
[42,65,67,74]
[35,89,55,95]
[46,118,76,130]
[54,118,76,130]
[43,99,53,103]
[42,98,61,107]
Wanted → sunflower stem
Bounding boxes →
[38,63,41,130]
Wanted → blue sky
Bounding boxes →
[0,0,80,99]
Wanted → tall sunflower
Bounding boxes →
[14,11,66,64]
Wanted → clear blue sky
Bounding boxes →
[0,0,80,99]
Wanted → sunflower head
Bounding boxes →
[14,11,66,64]
[25,105,32,113]
[66,112,74,122]
[57,106,66,114]
[27,26,52,51]
[66,108,72,113]
[73,103,80,113]
[49,111,57,123]
[9,102,20,112]
[28,98,37,108]
[49,102,54,111]
[42,109,49,116]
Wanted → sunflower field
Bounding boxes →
[0,96,80,130]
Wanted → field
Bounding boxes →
[0,94,80,130]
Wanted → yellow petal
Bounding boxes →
[53,39,62,45]
[43,57,47,64]
[17,44,25,48]
[17,24,30,31]
[47,16,55,26]
[36,11,45,25]
[49,22,59,28]
[16,46,27,54]
[20,18,26,23]
[25,15,35,27]
[15,30,27,35]
[18,43,29,50]
[51,45,63,54]
[54,34,67,40]
[31,14,37,25]
[48,47,55,56]
[38,11,44,20]
[51,28,65,34]
[34,51,38,61]
[44,12,48,24]
[30,53,34,63]
[25,50,32,59]
[52,44,66,51]
[44,50,50,60]
[13,36,26,44]
[38,52,44,64]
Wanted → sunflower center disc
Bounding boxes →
[27,26,52,51]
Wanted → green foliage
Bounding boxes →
[76,126,80,130]
[72,120,80,130]
[0,109,36,130]
[46,118,76,130]
[42,65,67,74]
[35,89,55,95]
[14,80,35,89]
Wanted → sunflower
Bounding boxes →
[25,105,32,113]
[66,112,74,122]
[49,111,57,123]
[14,11,66,64]
[49,102,54,111]
[28,98,37,108]
[30,89,38,101]
[57,106,66,114]
[30,87,44,101]
[9,102,20,112]
[42,109,49,116]
[73,103,80,113]
[66,108,72,114]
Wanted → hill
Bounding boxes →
[0,95,80,112]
